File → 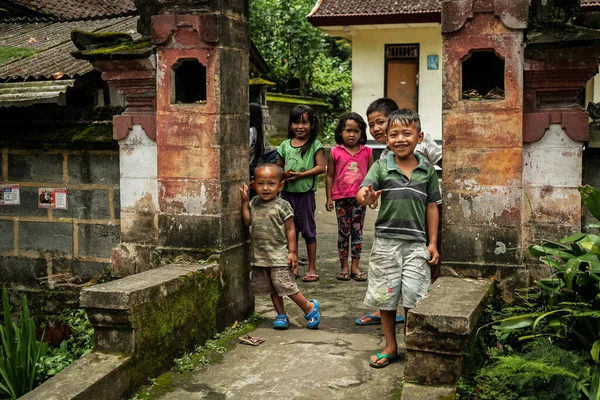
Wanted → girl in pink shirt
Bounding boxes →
[325,113,374,281]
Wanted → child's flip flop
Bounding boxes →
[355,314,405,326]
[369,351,399,368]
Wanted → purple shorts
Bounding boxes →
[281,191,317,245]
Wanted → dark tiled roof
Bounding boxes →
[308,0,600,23]
[0,16,140,79]
[6,0,136,20]
[308,0,442,18]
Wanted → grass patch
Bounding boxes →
[0,45,39,64]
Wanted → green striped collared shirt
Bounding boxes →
[361,152,441,242]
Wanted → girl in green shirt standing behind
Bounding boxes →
[277,105,326,282]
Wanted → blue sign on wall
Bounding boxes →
[427,55,439,70]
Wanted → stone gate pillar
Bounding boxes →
[440,0,529,276]
[151,0,252,324]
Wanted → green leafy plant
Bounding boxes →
[0,288,48,399]
[37,309,94,382]
[479,185,600,399]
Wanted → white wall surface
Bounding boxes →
[349,25,443,141]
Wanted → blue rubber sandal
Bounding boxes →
[369,351,398,368]
[305,299,320,329]
[273,314,289,330]
[355,314,405,326]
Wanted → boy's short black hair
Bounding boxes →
[334,112,368,145]
[366,98,399,118]
[387,108,422,133]
[254,162,284,182]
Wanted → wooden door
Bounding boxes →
[386,60,418,111]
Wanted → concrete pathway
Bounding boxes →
[155,190,405,399]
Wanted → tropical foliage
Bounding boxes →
[0,288,48,399]
[249,0,352,140]
[459,185,600,399]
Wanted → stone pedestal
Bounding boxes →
[441,0,528,273]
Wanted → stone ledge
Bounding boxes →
[404,276,494,386]
[401,382,456,400]
[80,263,216,310]
[21,352,131,400]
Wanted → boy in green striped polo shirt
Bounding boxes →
[357,109,441,368]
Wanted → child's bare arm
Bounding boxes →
[325,154,335,211]
[285,217,298,269]
[276,154,285,168]
[240,184,251,226]
[426,202,439,265]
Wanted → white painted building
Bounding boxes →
[308,0,600,144]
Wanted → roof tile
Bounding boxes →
[7,0,136,20]
[309,0,599,19]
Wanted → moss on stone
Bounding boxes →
[0,45,39,65]
[127,268,223,385]
[266,92,328,107]
[88,38,153,55]
[130,314,266,399]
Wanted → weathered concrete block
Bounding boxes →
[19,221,73,254]
[119,178,158,211]
[442,224,522,265]
[81,263,224,378]
[219,114,248,147]
[156,113,216,148]
[158,179,221,216]
[401,383,456,400]
[53,189,111,220]
[157,146,220,180]
[68,152,119,185]
[219,49,249,115]
[221,179,244,213]
[119,125,158,180]
[120,209,158,245]
[221,145,248,181]
[444,110,522,150]
[113,189,120,220]
[220,210,246,248]
[0,256,46,285]
[157,214,221,248]
[443,187,521,227]
[407,277,493,337]
[78,224,120,258]
[0,220,13,252]
[54,259,109,281]
[21,352,132,400]
[442,147,522,187]
[0,186,48,217]
[523,141,583,187]
[7,153,64,183]
[404,350,464,384]
[111,243,160,277]
[214,245,253,328]
[522,186,581,226]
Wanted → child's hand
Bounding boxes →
[325,199,334,212]
[240,183,249,203]
[284,170,300,181]
[288,252,298,270]
[368,201,378,210]
[364,184,382,205]
[426,243,440,266]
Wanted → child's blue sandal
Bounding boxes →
[304,299,320,329]
[273,314,289,330]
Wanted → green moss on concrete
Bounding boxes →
[130,314,265,399]
[88,38,152,55]
[0,45,39,65]
[128,268,223,385]
[249,77,275,86]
